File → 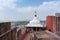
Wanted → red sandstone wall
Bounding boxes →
[0,22,11,35]
[46,16,56,32]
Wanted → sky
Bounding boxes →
[0,0,60,22]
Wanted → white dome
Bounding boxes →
[26,15,43,27]
[29,17,40,25]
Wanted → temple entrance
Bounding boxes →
[26,27,46,33]
[37,27,39,31]
[33,27,36,31]
[33,27,40,31]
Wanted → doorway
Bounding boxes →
[33,27,36,31]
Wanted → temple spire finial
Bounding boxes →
[34,10,37,17]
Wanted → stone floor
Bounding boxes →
[24,31,60,40]
[24,33,31,40]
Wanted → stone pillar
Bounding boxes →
[31,28,33,32]
[36,27,37,31]
[39,28,41,31]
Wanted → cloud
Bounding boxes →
[16,1,60,14]
[0,0,17,9]
[37,1,60,20]
[39,1,60,14]
[0,0,60,21]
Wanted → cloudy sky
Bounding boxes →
[0,0,60,22]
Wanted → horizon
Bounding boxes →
[0,0,60,21]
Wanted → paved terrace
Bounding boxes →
[24,30,60,40]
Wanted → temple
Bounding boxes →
[25,11,46,32]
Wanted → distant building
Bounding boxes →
[46,16,56,32]
[55,13,60,17]
[55,13,60,36]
